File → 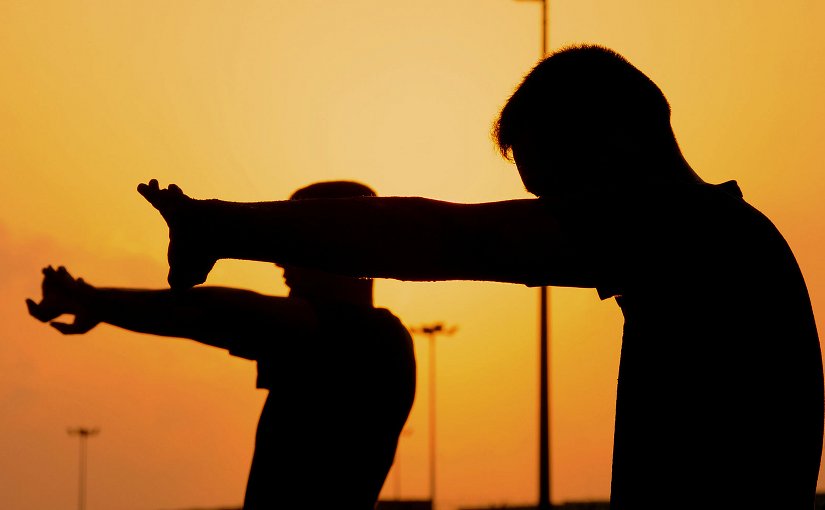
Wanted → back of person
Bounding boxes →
[244,303,416,509]
[598,181,824,508]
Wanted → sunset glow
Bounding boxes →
[2,2,825,509]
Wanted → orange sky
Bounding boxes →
[2,2,825,509]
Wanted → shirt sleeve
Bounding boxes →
[529,192,684,300]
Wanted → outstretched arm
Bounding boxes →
[137,180,595,289]
[26,266,315,350]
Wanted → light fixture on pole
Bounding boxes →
[513,1,551,509]
[68,427,100,510]
[409,323,457,510]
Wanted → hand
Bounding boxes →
[137,179,216,289]
[26,266,100,334]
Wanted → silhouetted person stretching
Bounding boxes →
[136,45,823,508]
[27,181,416,510]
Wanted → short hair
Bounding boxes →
[290,181,377,201]
[493,44,672,161]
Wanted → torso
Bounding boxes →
[243,303,416,509]
[551,182,823,508]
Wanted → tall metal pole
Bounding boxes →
[68,427,99,510]
[541,0,548,55]
[539,286,550,510]
[515,1,551,508]
[410,323,457,510]
[538,2,551,505]
[429,332,437,509]
[535,5,552,509]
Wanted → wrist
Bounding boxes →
[75,281,102,316]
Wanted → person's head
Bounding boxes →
[289,180,377,202]
[494,44,696,198]
[279,181,377,303]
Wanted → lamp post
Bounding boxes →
[517,0,548,55]
[514,1,551,508]
[409,323,457,510]
[68,427,99,510]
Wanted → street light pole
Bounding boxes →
[68,427,99,510]
[539,286,550,510]
[516,0,548,54]
[514,1,551,508]
[410,323,457,510]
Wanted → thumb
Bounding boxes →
[50,321,81,335]
[50,315,97,335]
[27,299,55,322]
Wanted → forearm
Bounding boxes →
[86,287,309,349]
[200,196,579,285]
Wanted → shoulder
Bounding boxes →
[373,307,414,338]
[310,302,410,336]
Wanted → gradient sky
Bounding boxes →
[2,2,825,509]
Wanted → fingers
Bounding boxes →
[144,178,160,192]
[32,265,83,322]
[50,322,83,335]
[26,297,59,322]
[137,179,186,206]
[137,179,161,206]
[50,315,98,335]
[42,264,68,277]
[26,298,68,323]
[32,264,96,333]
[53,265,73,283]
[26,298,51,322]
[30,298,90,333]
[41,265,77,289]
[137,178,159,195]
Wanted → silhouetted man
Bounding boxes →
[136,45,823,508]
[27,181,416,510]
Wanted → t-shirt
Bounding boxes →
[229,301,416,510]
[539,181,823,508]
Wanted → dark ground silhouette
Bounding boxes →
[28,181,416,510]
[136,45,824,508]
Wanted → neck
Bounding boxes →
[660,136,704,184]
[627,144,704,188]
[675,155,704,184]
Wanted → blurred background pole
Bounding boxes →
[68,427,99,510]
[410,323,457,510]
[514,0,550,508]
[539,286,550,510]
